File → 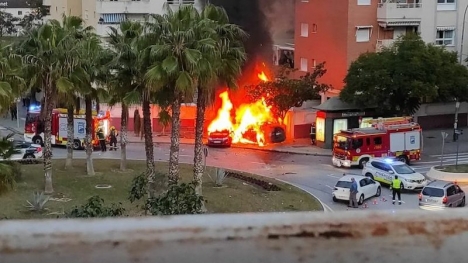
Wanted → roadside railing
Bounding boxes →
[1,209,467,263]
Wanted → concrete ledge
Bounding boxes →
[426,166,468,183]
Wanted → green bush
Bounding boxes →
[128,172,148,203]
[145,182,204,216]
[0,163,15,194]
[67,196,125,218]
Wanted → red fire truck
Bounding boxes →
[332,117,422,168]
[24,107,111,150]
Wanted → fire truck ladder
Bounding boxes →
[364,117,415,130]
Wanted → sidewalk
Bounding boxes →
[127,135,333,157]
[422,129,468,156]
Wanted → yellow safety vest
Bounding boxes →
[392,179,401,189]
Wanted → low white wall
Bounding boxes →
[426,166,468,183]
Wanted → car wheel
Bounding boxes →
[24,154,35,159]
[397,155,409,165]
[32,136,43,146]
[375,186,381,197]
[358,194,364,205]
[332,196,338,202]
[73,140,82,150]
[359,158,369,169]
[460,197,465,207]
[365,173,374,180]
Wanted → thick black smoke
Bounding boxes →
[209,0,273,66]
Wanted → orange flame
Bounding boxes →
[207,69,274,147]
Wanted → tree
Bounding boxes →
[0,44,25,110]
[20,0,49,30]
[340,34,468,115]
[17,16,88,193]
[145,5,204,185]
[246,63,330,121]
[0,11,19,37]
[107,20,145,171]
[192,4,247,197]
[158,109,171,136]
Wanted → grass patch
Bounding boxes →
[0,159,322,219]
[440,164,468,173]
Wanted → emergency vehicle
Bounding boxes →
[24,107,111,150]
[332,117,422,168]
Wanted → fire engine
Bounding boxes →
[24,107,111,150]
[332,117,422,168]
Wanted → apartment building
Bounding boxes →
[294,0,468,95]
[44,0,201,39]
[0,0,37,18]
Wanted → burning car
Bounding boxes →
[207,129,233,147]
[242,123,286,145]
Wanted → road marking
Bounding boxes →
[250,161,266,165]
[325,185,334,190]
[164,154,190,157]
[326,174,341,179]
[431,153,468,157]
[275,178,333,213]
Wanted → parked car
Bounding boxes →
[207,130,233,147]
[362,158,427,190]
[419,181,465,210]
[332,174,381,205]
[8,140,43,160]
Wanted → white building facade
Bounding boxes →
[377,0,468,62]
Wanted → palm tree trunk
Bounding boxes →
[85,96,95,176]
[168,93,181,184]
[142,98,156,198]
[65,104,74,169]
[120,102,128,171]
[193,86,206,196]
[43,85,54,194]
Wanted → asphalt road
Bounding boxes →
[48,143,468,212]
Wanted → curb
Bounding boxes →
[275,178,333,213]
[127,140,333,157]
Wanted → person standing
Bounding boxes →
[96,127,106,152]
[391,175,402,205]
[109,126,118,151]
[10,103,17,120]
[349,177,359,208]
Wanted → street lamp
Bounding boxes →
[456,4,468,141]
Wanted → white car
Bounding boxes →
[332,175,381,205]
[362,158,427,191]
[1,140,43,161]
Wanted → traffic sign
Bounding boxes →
[441,131,448,139]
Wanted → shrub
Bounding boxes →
[25,191,50,212]
[128,172,147,203]
[67,195,125,218]
[145,182,204,216]
[0,163,15,194]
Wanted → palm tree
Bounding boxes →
[146,5,212,184]
[17,16,87,193]
[0,43,25,111]
[192,5,247,196]
[107,20,145,171]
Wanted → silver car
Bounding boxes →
[419,181,465,210]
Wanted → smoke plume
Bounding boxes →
[261,0,295,42]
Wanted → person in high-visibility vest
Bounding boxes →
[391,175,402,205]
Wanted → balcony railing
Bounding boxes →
[166,0,195,5]
[2,210,468,263]
[378,0,422,8]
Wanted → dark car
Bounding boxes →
[207,130,233,147]
[243,123,286,145]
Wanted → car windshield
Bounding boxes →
[422,187,445,197]
[335,181,352,188]
[334,136,350,150]
[391,164,415,174]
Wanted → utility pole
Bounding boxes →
[440,131,448,167]
[455,129,463,169]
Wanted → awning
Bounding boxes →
[378,21,421,27]
[101,13,127,24]
[356,25,373,29]
[437,26,456,31]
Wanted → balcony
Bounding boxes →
[95,24,120,38]
[377,0,422,28]
[376,39,396,51]
[96,0,165,15]
[166,0,196,11]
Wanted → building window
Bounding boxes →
[311,59,316,68]
[301,23,309,37]
[437,0,456,11]
[300,58,308,72]
[436,29,455,46]
[358,0,371,5]
[312,23,317,33]
[18,11,22,15]
[356,26,371,42]
[333,119,348,135]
